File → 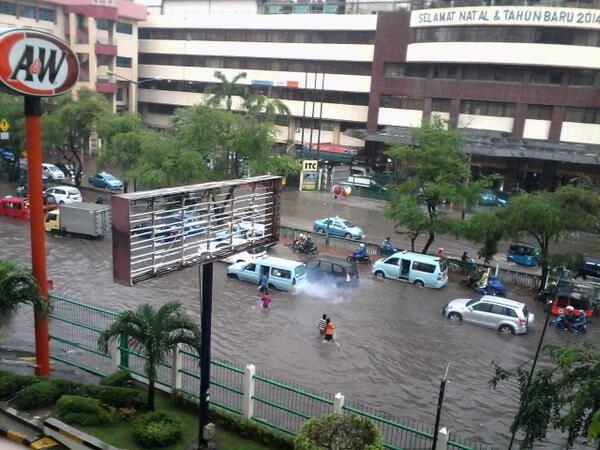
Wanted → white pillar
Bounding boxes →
[242,364,256,420]
[171,344,182,391]
[108,337,119,373]
[436,427,449,450]
[333,393,344,414]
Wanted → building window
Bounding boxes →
[116,56,132,68]
[138,53,372,76]
[460,100,515,117]
[530,67,563,84]
[432,98,451,113]
[462,65,524,83]
[565,107,600,124]
[0,1,16,15]
[19,4,35,18]
[433,65,458,80]
[38,7,55,21]
[96,18,110,30]
[527,105,553,121]
[116,21,132,34]
[570,69,600,86]
[383,63,428,78]
[380,95,424,110]
[116,87,124,102]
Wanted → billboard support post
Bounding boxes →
[198,262,214,448]
[25,96,50,376]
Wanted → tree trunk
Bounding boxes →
[123,180,128,194]
[148,377,155,411]
[422,232,435,254]
[539,264,549,293]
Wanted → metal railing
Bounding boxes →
[47,293,493,450]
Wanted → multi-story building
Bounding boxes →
[0,0,146,111]
[137,0,600,189]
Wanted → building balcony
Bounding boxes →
[95,41,117,56]
[96,77,117,93]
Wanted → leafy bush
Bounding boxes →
[100,369,132,387]
[132,411,182,448]
[55,395,116,426]
[12,378,83,410]
[294,413,383,450]
[82,384,147,410]
[0,374,41,401]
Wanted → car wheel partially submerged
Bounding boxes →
[498,324,515,334]
[448,312,462,322]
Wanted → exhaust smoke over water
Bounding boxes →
[0,211,597,448]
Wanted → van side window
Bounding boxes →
[413,262,435,273]
[385,257,399,266]
[245,263,256,271]
[273,269,291,279]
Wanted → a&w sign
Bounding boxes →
[0,28,79,96]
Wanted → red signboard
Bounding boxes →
[0,28,79,96]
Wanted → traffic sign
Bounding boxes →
[0,132,9,140]
[0,119,9,132]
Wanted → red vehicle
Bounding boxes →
[551,291,595,318]
[0,195,57,221]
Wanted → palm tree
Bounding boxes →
[205,71,248,111]
[0,260,43,325]
[98,302,201,411]
[243,94,291,122]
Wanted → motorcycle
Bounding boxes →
[378,243,403,257]
[292,241,319,255]
[551,314,587,333]
[460,273,507,297]
[347,253,372,265]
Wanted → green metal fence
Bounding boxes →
[48,293,494,450]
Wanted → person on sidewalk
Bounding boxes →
[324,318,335,342]
[261,290,272,309]
[318,314,327,335]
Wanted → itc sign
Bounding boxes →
[0,29,79,96]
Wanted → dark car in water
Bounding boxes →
[306,256,359,288]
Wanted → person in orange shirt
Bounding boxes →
[324,318,335,342]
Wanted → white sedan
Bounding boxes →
[199,238,267,264]
[44,186,82,204]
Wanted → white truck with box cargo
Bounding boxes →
[44,203,111,238]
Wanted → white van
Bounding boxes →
[372,251,448,289]
[227,256,306,292]
[342,176,387,193]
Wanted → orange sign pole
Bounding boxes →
[25,96,50,376]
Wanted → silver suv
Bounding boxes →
[442,295,534,335]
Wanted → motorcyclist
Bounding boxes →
[353,243,367,259]
[436,248,445,258]
[293,233,306,250]
[302,236,314,253]
[564,305,576,332]
[475,269,489,289]
[461,251,470,262]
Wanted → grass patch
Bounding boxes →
[69,393,269,450]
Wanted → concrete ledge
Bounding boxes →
[0,405,44,433]
[44,417,121,450]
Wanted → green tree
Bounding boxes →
[97,302,201,411]
[243,94,291,121]
[0,94,25,159]
[0,260,44,329]
[490,342,600,449]
[386,118,491,253]
[498,185,600,290]
[294,413,383,450]
[97,112,147,192]
[455,211,505,265]
[42,89,111,186]
[205,71,248,111]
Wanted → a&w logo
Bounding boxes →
[0,29,79,97]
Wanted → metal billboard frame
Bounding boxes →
[112,175,282,286]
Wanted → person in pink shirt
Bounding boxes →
[261,290,272,308]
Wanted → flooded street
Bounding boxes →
[1,212,597,448]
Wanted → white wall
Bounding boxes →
[407,42,600,70]
[560,122,600,145]
[138,64,371,93]
[163,0,257,15]
[458,114,514,132]
[138,88,369,122]
[139,39,374,62]
[141,13,377,30]
[523,119,551,140]
[377,108,423,127]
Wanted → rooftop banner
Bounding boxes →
[411,6,600,30]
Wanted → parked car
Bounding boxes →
[42,163,66,180]
[45,186,82,204]
[577,256,600,280]
[306,257,359,288]
[442,295,534,335]
[479,193,507,207]
[227,256,306,292]
[313,216,364,239]
[54,162,75,180]
[88,172,123,190]
[372,251,448,289]
[0,148,14,162]
[507,242,539,266]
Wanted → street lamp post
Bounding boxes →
[106,71,163,112]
